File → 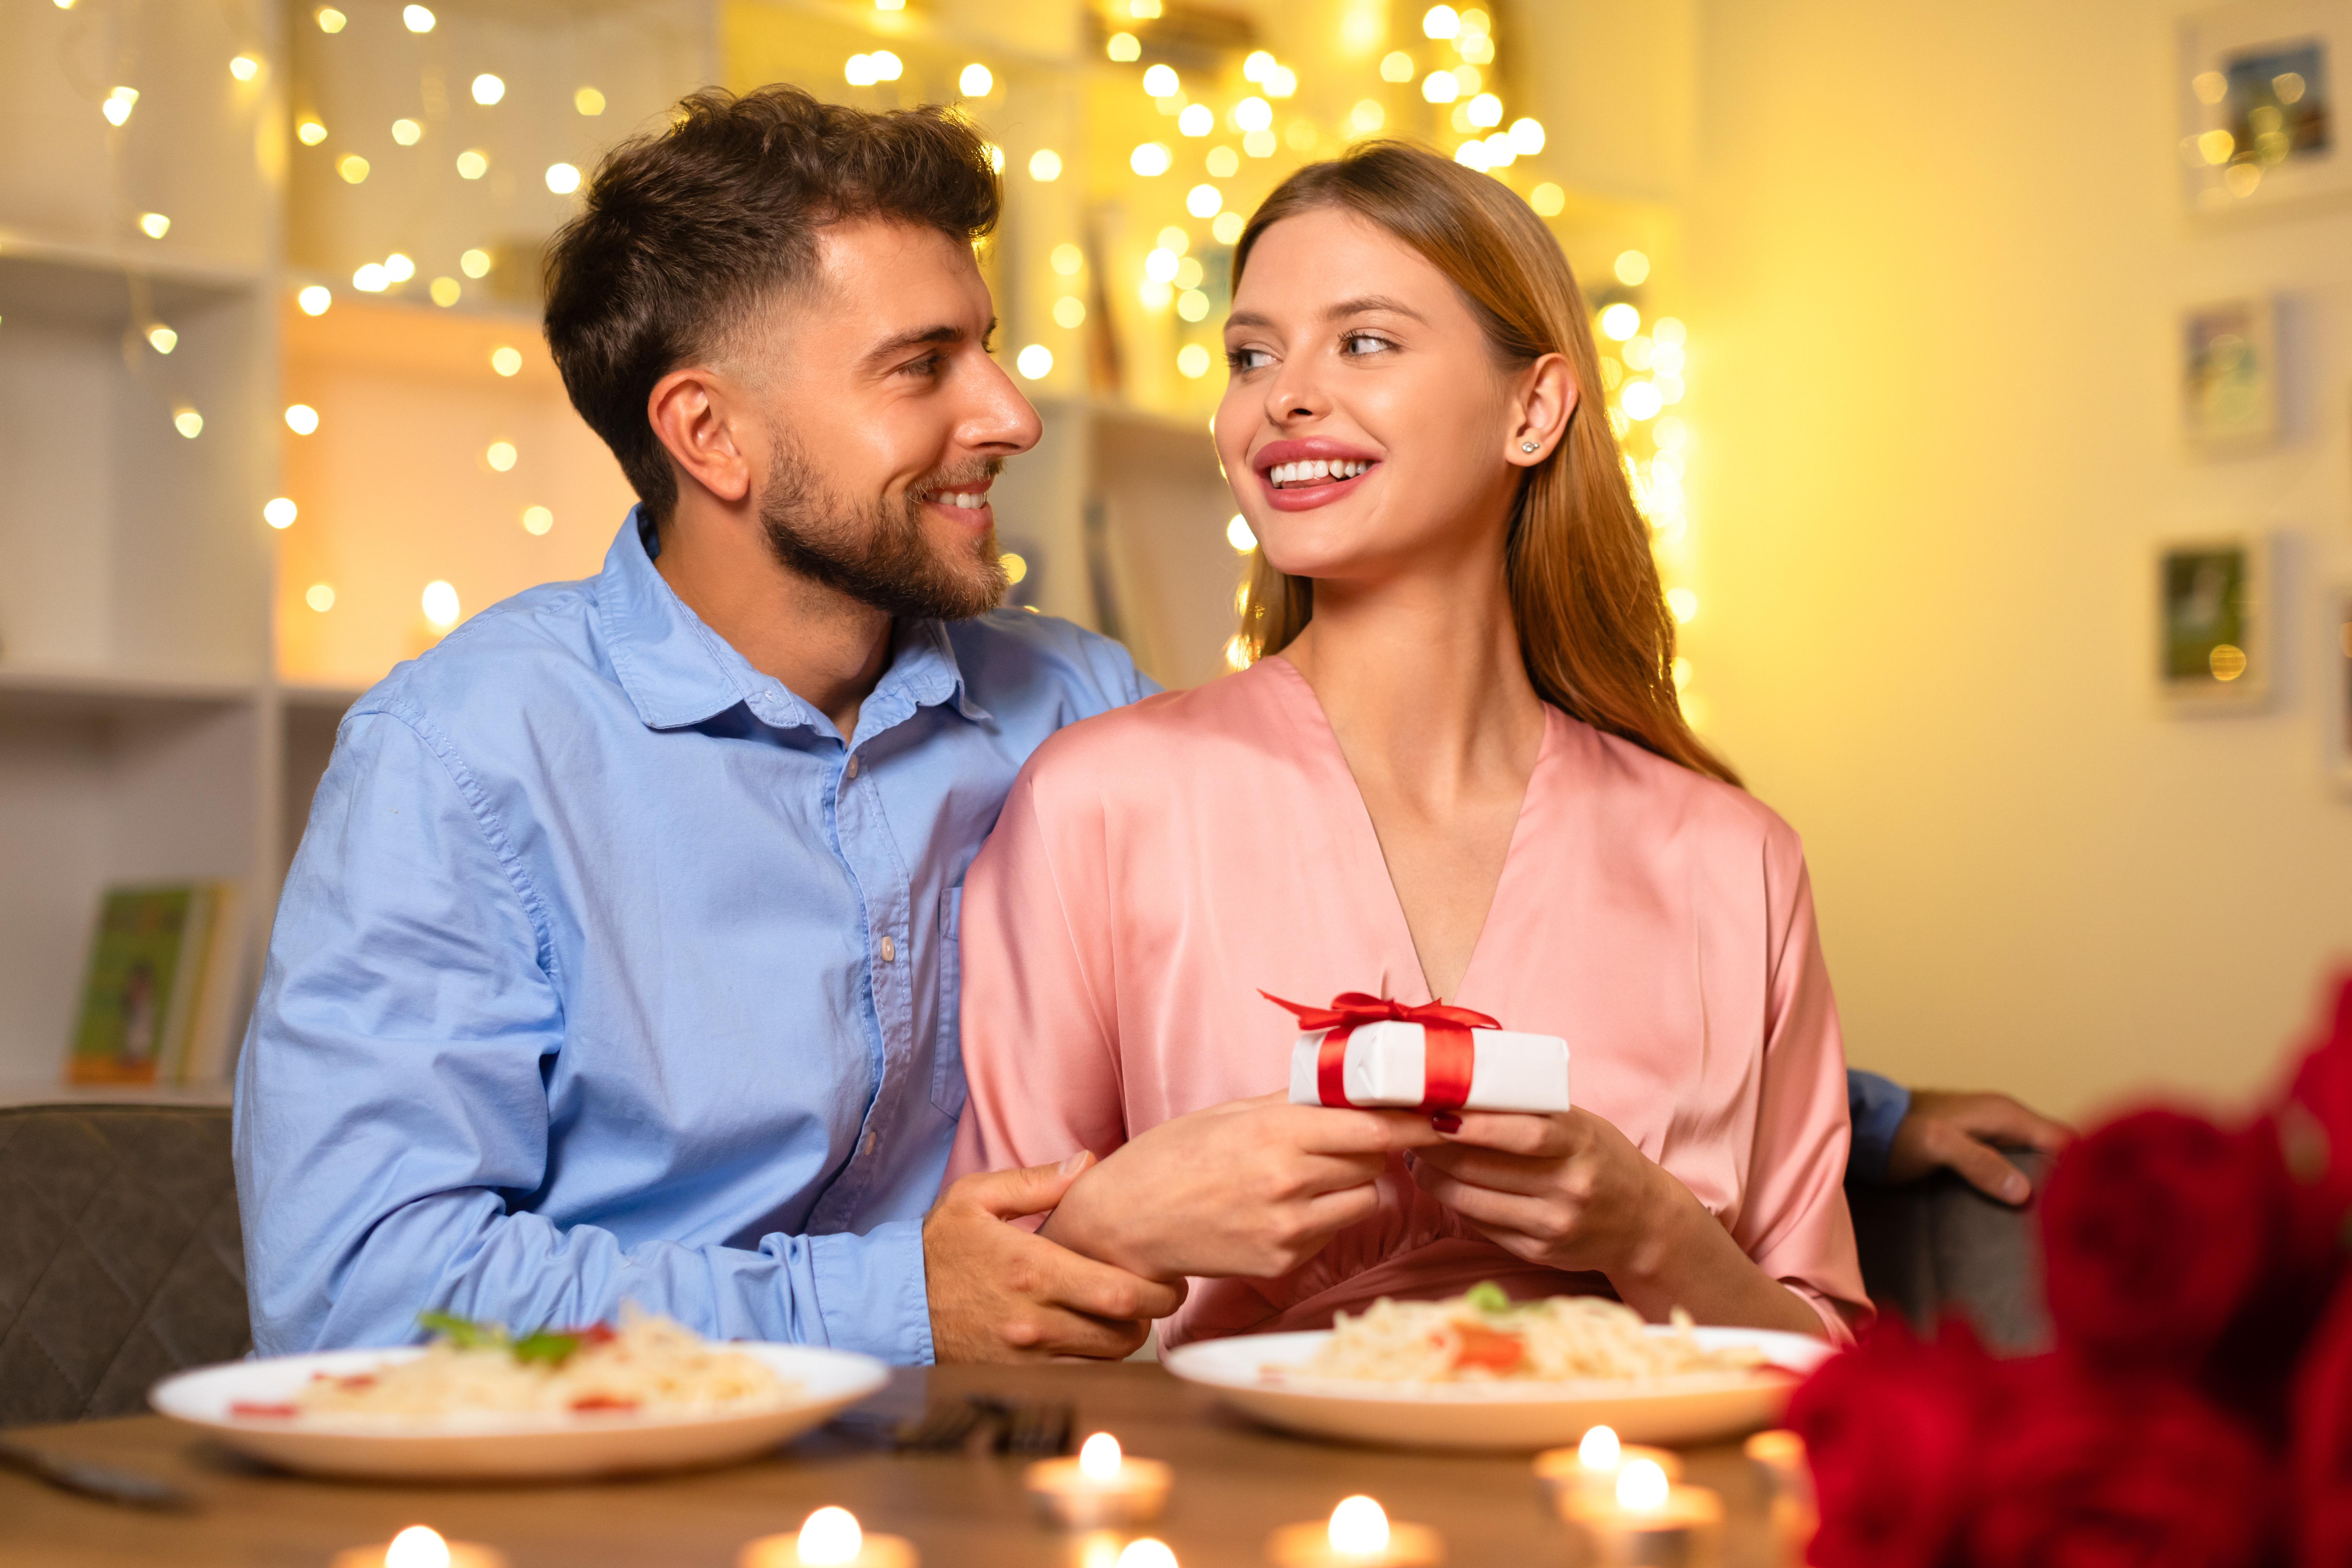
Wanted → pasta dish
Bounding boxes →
[233,1309,789,1420]
[1299,1285,1771,1384]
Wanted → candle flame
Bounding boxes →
[797,1506,863,1565]
[384,1526,450,1568]
[1616,1458,1670,1512]
[1113,1540,1178,1568]
[1328,1495,1390,1555]
[1578,1425,1621,1470]
[1078,1431,1124,1481]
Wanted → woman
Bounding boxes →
[949,142,1867,1347]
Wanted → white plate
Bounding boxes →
[149,1342,890,1481]
[1164,1326,1831,1451]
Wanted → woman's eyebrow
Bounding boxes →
[1324,294,1426,323]
[1224,296,1428,335]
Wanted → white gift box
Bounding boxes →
[1287,1021,1572,1113]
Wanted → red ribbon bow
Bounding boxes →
[1261,990,1501,1131]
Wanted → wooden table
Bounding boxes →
[3,1364,1787,1567]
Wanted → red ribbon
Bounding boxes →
[1261,990,1501,1131]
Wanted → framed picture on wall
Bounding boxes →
[2180,1,2351,214]
[2180,297,2280,450]
[2158,536,2272,711]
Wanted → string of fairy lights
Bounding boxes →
[56,0,1703,706]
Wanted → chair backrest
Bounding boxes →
[0,1104,251,1425]
[1847,1150,2053,1354]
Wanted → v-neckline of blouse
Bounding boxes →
[1259,654,1558,1011]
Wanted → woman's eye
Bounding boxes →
[1341,333,1393,356]
[1226,345,1273,372]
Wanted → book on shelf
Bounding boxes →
[65,881,248,1089]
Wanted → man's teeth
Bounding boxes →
[1267,458,1372,488]
[934,491,990,510]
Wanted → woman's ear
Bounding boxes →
[648,366,756,506]
[1506,353,1576,468]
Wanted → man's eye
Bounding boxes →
[1226,346,1272,372]
[903,354,945,377]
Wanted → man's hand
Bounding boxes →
[1041,1094,1416,1281]
[1885,1090,2073,1205]
[923,1152,1186,1363]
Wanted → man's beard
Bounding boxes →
[758,439,1008,621]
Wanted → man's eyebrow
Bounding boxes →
[860,322,969,368]
[1222,297,1428,334]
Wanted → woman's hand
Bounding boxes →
[1041,1093,1421,1281]
[1405,1109,1679,1276]
[1408,1109,1828,1338]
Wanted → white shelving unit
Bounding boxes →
[0,0,293,1091]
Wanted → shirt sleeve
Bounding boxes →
[1728,826,1874,1344]
[234,708,932,1361]
[946,760,1128,1199]
[1844,1068,1912,1185]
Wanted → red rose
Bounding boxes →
[2294,1279,2352,1568]
[2040,1108,2269,1374]
[1786,1319,1988,1568]
[1966,1354,2275,1568]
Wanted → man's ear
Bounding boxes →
[647,367,756,506]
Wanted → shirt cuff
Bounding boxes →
[808,1219,935,1365]
[1846,1069,1911,1185]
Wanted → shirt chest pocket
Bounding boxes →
[931,885,966,1121]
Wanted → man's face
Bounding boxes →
[742,220,1040,620]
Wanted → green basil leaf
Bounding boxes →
[510,1330,581,1368]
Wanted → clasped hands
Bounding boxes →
[920,1096,1663,1362]
[1040,1094,1686,1290]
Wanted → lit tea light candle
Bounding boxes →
[1266,1494,1444,1567]
[1024,1432,1173,1529]
[737,1506,918,1568]
[330,1525,508,1568]
[1745,1430,1816,1565]
[1559,1461,1724,1568]
[1532,1425,1684,1515]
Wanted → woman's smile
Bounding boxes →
[1254,437,1383,512]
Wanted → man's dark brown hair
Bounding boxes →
[543,85,1001,523]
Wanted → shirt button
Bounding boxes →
[862,1129,877,1156]
[844,754,859,780]
[879,935,896,963]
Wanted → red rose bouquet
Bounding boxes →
[1790,973,2352,1567]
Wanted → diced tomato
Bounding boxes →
[1449,1323,1526,1374]
[571,1323,617,1347]
[230,1401,300,1419]
[568,1394,640,1413]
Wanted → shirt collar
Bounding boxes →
[594,507,989,737]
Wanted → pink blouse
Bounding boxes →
[948,657,1868,1346]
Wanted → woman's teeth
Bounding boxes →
[1267,458,1372,488]
[935,491,989,510]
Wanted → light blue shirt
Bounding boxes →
[235,510,1150,1361]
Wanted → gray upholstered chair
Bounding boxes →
[1847,1149,2053,1354]
[0,1104,251,1425]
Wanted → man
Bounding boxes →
[236,86,1179,1361]
[238,85,2060,1361]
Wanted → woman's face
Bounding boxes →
[1214,207,1568,588]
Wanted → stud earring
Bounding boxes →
[1520,440,1539,453]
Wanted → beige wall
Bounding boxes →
[1655,1,2352,1118]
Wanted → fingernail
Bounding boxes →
[2003,1175,2028,1202]
[1059,1150,1091,1176]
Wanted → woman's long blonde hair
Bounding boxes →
[1231,140,1737,788]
